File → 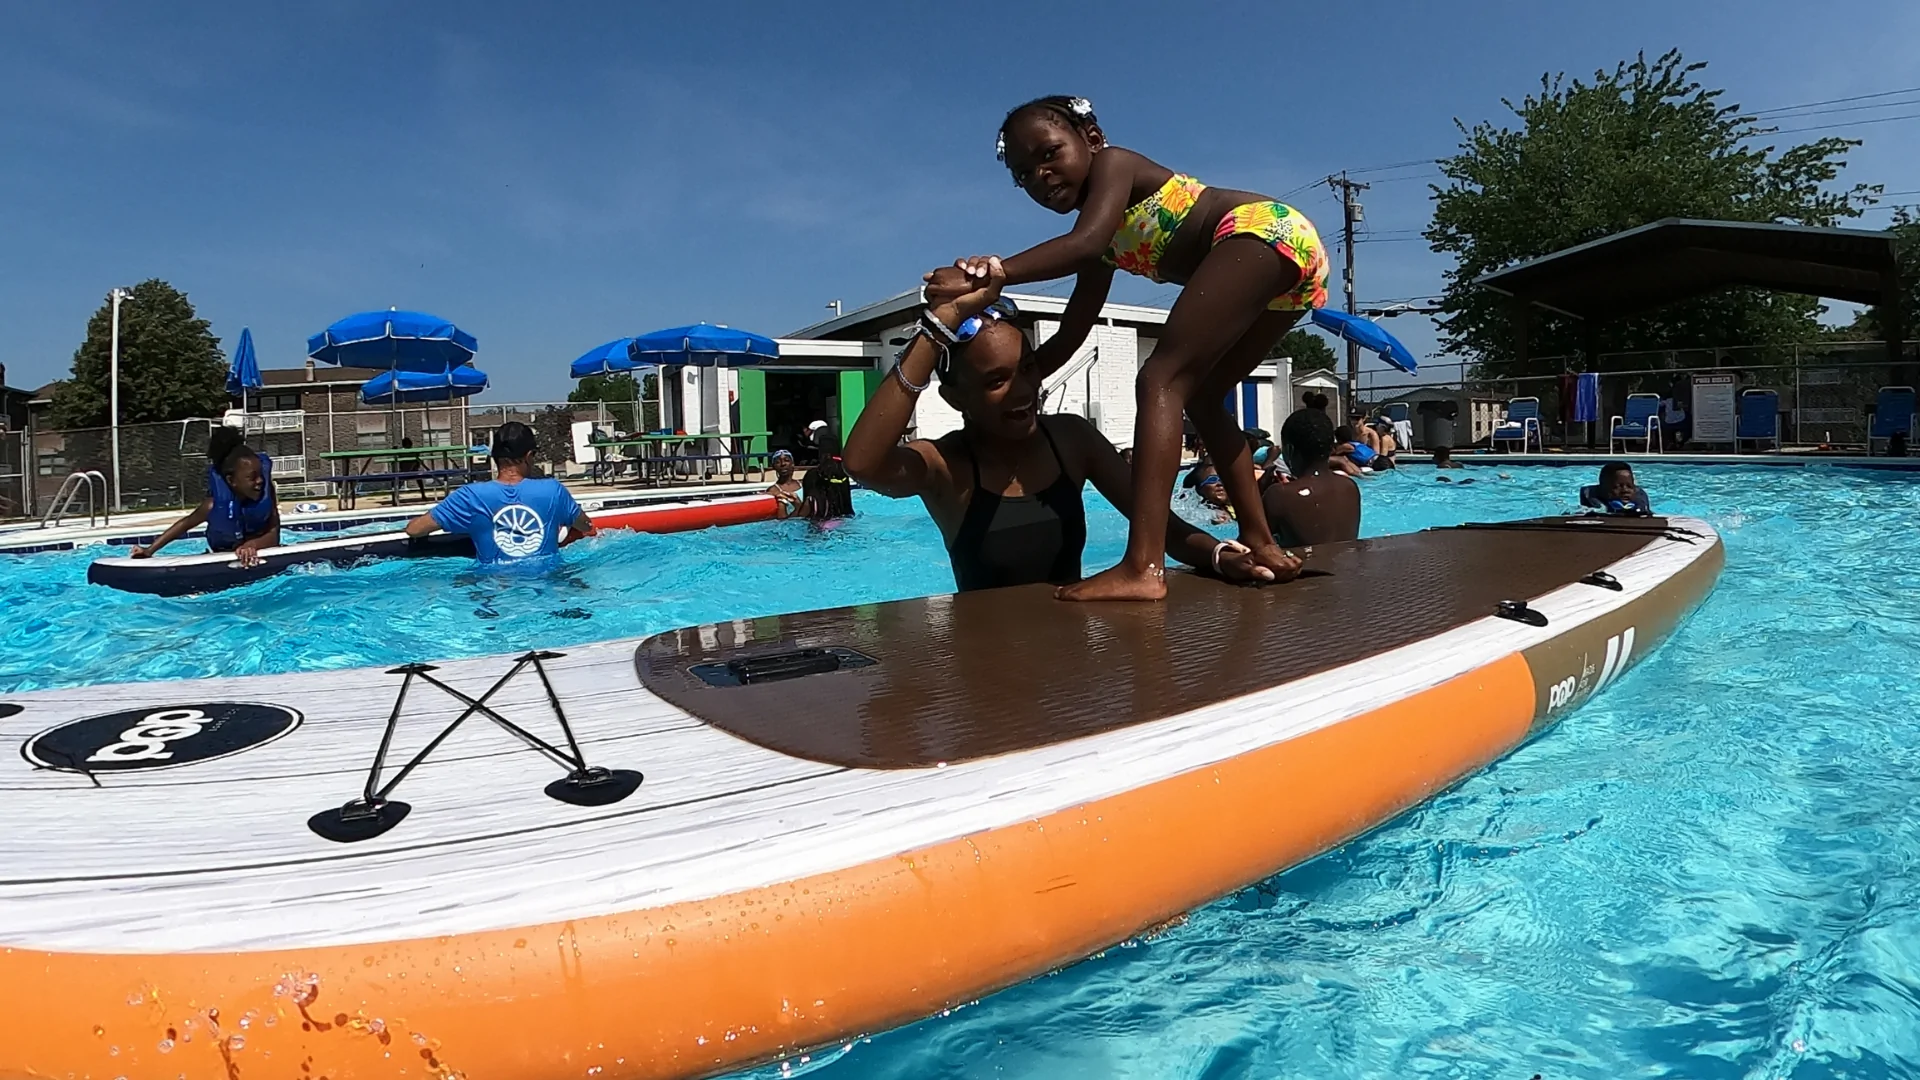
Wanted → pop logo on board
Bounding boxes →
[1549,627,1637,714]
[21,702,302,772]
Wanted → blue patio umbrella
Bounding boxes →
[360,365,490,406]
[308,309,479,372]
[630,323,778,367]
[1309,308,1419,375]
[569,337,657,378]
[225,327,262,399]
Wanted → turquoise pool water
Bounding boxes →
[5,464,1920,1077]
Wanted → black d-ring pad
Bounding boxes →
[545,767,644,806]
[308,799,412,843]
[1495,599,1549,627]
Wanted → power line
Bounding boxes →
[1748,85,1920,117]
[1755,110,1920,136]
[1346,158,1441,175]
[1743,96,1920,123]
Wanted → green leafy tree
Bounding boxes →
[567,370,659,431]
[1426,50,1877,377]
[52,279,227,429]
[1270,328,1338,372]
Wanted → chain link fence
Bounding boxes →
[0,394,730,522]
[14,418,216,519]
[1,429,28,520]
[1355,339,1919,450]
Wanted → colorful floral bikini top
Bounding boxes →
[1102,173,1208,284]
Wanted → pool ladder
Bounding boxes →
[41,470,108,529]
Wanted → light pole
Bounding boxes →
[825,299,842,318]
[108,286,132,511]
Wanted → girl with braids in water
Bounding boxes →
[132,426,281,567]
[926,95,1325,601]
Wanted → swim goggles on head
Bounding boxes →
[770,449,794,463]
[954,298,1020,343]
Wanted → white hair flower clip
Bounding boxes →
[1068,96,1093,117]
[995,130,1007,161]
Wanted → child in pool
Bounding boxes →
[133,426,280,567]
[928,96,1329,601]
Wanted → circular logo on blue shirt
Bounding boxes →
[491,504,546,558]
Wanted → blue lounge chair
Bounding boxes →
[1491,397,1542,452]
[1380,402,1410,425]
[1868,385,1916,455]
[1610,393,1664,454]
[1736,389,1781,453]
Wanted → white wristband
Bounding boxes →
[1211,538,1249,575]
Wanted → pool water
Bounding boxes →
[7,463,1920,1078]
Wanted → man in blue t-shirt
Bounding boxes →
[405,422,591,563]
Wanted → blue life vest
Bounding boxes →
[206,454,276,551]
[1579,484,1652,516]
[1347,441,1377,466]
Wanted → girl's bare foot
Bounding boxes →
[1056,561,1168,602]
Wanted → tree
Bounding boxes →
[1269,328,1338,372]
[567,370,659,431]
[52,279,227,429]
[1426,50,1877,377]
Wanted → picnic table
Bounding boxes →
[586,431,773,486]
[318,445,485,509]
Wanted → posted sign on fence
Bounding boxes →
[1691,373,1737,444]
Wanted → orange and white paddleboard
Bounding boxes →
[1,516,1721,1079]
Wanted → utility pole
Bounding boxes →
[1326,172,1369,420]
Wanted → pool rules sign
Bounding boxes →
[1692,373,1737,445]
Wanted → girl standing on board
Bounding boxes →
[928,95,1329,601]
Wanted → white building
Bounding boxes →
[777,290,1310,447]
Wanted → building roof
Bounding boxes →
[1475,218,1900,320]
[30,380,65,404]
[260,364,386,387]
[789,289,1172,342]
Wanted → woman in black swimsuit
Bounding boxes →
[845,261,1294,593]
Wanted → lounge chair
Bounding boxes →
[1610,393,1663,454]
[1736,389,1781,453]
[1868,385,1916,455]
[1490,397,1542,452]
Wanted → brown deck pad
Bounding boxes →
[634,518,1674,769]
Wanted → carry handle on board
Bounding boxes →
[689,646,878,688]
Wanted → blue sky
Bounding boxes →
[3,0,1917,402]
